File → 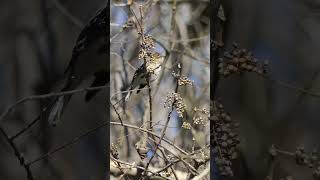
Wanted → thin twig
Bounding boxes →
[275,149,295,157]
[143,51,182,177]
[2,85,109,140]
[27,121,108,166]
[111,103,124,126]
[147,137,200,175]
[110,157,171,180]
[266,75,320,98]
[110,151,131,180]
[158,35,209,43]
[0,127,34,180]
[0,85,109,122]
[110,122,188,155]
[50,0,84,28]
[10,115,41,140]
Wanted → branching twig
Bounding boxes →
[0,85,109,123]
[3,85,109,141]
[27,121,108,166]
[110,157,173,180]
[0,127,34,180]
[143,52,182,177]
[147,137,200,175]
[265,75,320,98]
[110,122,188,155]
[111,103,124,126]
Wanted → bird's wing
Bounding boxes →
[85,71,109,102]
[65,5,109,73]
[129,64,147,90]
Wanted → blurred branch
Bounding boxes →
[158,35,209,43]
[211,0,223,100]
[1,85,109,141]
[210,1,224,179]
[0,83,110,179]
[0,127,34,180]
[171,49,209,64]
[27,121,108,166]
[41,0,58,77]
[50,0,84,28]
[264,75,320,98]
[152,0,177,96]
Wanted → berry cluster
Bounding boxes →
[211,101,240,176]
[181,122,192,129]
[159,169,172,178]
[294,147,320,179]
[218,43,268,77]
[271,146,320,180]
[193,107,209,126]
[314,167,320,180]
[164,92,186,118]
[140,34,155,52]
[294,147,320,180]
[172,72,194,86]
[178,76,193,86]
[295,147,318,168]
[111,143,119,159]
[138,34,163,73]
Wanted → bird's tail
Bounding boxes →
[125,90,131,102]
[125,82,146,102]
[124,83,135,102]
[44,73,75,126]
[45,95,71,126]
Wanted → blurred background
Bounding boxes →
[0,0,108,179]
[217,0,320,179]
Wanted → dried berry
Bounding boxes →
[164,92,186,118]
[218,44,268,77]
[211,100,240,177]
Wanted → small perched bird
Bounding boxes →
[125,51,165,101]
[46,4,109,126]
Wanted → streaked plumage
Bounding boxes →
[47,4,109,126]
[125,52,164,101]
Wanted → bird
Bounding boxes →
[125,51,165,101]
[46,4,109,126]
